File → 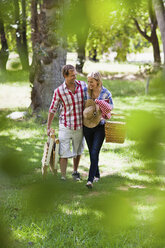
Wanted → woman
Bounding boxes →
[83,72,113,188]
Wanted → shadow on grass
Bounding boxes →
[0,108,165,247]
[1,170,163,248]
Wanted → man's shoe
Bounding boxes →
[86,181,93,189]
[72,171,81,181]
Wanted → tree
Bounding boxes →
[0,0,12,71]
[0,11,9,71]
[31,0,40,51]
[86,9,146,62]
[30,0,67,112]
[76,26,89,73]
[153,0,165,64]
[84,0,160,63]
[133,0,161,64]
[13,0,29,70]
[0,0,31,71]
[63,0,90,73]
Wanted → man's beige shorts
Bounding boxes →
[58,124,84,158]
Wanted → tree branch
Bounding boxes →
[133,18,152,42]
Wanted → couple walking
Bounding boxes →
[47,64,113,188]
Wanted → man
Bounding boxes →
[47,64,87,180]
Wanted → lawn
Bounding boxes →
[0,68,165,248]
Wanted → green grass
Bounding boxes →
[77,74,146,97]
[0,70,165,247]
[0,70,29,84]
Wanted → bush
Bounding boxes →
[149,69,165,94]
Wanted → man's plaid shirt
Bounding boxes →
[49,80,87,130]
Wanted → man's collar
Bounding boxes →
[63,80,80,89]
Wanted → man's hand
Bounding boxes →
[47,128,55,136]
[47,112,55,136]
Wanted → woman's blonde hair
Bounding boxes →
[87,71,102,98]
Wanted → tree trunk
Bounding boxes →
[30,0,67,112]
[76,37,86,73]
[151,30,161,63]
[152,0,165,64]
[29,0,39,84]
[89,48,99,62]
[0,14,9,71]
[76,27,89,73]
[148,0,161,64]
[31,0,39,51]
[134,0,161,64]
[14,0,29,70]
[21,0,29,69]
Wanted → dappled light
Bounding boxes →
[0,0,165,246]
[0,77,165,246]
[153,197,165,238]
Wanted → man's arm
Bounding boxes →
[47,88,61,136]
[47,112,55,136]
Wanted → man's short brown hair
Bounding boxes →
[62,64,75,77]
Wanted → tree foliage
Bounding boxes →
[85,0,161,63]
[64,0,162,64]
[0,0,31,70]
[0,0,165,75]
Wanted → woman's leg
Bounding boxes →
[87,125,105,182]
[95,166,100,179]
[83,126,94,180]
[83,126,94,152]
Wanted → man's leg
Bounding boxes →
[60,157,68,178]
[72,128,84,180]
[72,155,81,180]
[59,125,72,179]
[73,155,81,172]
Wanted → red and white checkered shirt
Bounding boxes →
[49,80,87,130]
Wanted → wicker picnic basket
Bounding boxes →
[105,117,126,143]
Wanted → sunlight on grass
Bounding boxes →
[134,204,157,224]
[137,205,157,214]
[120,171,164,184]
[6,53,22,70]
[129,185,146,189]
[98,140,138,173]
[1,129,41,139]
[78,139,146,181]
[0,70,165,247]
[29,158,39,163]
[0,83,31,109]
[67,53,139,74]
[15,147,23,152]
[115,95,165,113]
[83,60,139,74]
[13,223,46,243]
[59,203,103,220]
[59,204,89,216]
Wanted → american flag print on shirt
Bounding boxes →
[49,80,87,130]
